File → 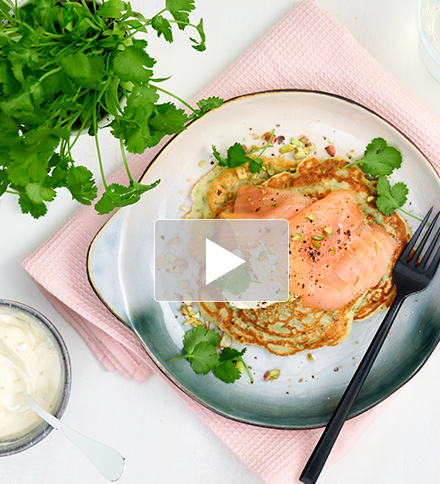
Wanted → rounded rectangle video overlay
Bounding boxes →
[154,219,289,303]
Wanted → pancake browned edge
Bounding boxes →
[184,155,410,356]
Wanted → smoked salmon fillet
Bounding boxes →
[224,184,313,220]
[287,190,398,310]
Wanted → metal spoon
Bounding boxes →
[27,394,125,482]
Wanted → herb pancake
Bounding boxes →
[185,155,409,356]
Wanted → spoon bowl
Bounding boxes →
[26,394,125,482]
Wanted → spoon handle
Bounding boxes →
[27,394,125,482]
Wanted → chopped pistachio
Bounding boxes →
[198,160,206,167]
[184,316,197,326]
[156,254,165,267]
[236,167,247,180]
[293,147,306,159]
[290,137,302,146]
[311,240,321,249]
[180,205,189,211]
[324,227,334,237]
[305,213,318,222]
[165,253,177,263]
[175,257,188,271]
[311,235,325,241]
[291,232,304,243]
[279,143,296,154]
[179,280,189,290]
[167,236,180,248]
[266,165,275,176]
[307,352,314,361]
[303,144,315,155]
[235,360,246,374]
[263,369,281,381]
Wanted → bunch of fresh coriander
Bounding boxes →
[0,0,222,217]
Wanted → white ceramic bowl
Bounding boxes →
[0,300,71,456]
[417,0,440,82]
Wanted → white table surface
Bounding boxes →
[2,0,440,483]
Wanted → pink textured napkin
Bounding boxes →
[22,0,440,482]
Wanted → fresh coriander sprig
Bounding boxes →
[344,137,415,218]
[344,138,402,176]
[0,0,222,217]
[212,129,275,174]
[170,325,254,384]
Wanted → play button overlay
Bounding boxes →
[154,219,289,303]
[205,239,245,285]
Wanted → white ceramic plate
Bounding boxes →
[88,90,440,428]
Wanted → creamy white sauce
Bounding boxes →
[0,308,63,440]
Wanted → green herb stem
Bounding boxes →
[39,66,62,83]
[241,357,254,384]
[120,139,134,184]
[152,85,196,113]
[398,208,424,223]
[92,101,107,190]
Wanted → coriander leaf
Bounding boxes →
[375,176,408,216]
[61,54,105,90]
[96,0,126,19]
[212,145,227,165]
[248,157,263,173]
[151,14,173,42]
[211,142,250,169]
[189,18,206,51]
[94,179,160,214]
[226,142,250,168]
[0,59,20,96]
[171,325,221,375]
[25,182,56,204]
[0,169,9,197]
[94,191,115,215]
[182,324,220,353]
[65,165,98,204]
[188,96,223,121]
[113,45,156,83]
[214,347,245,383]
[127,84,159,107]
[148,102,187,135]
[0,89,45,125]
[166,0,195,27]
[23,126,68,153]
[351,138,402,176]
[18,194,48,219]
[187,341,220,374]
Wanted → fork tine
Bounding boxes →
[426,222,440,276]
[411,210,440,264]
[400,207,433,261]
[420,211,440,267]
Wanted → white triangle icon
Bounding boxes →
[205,239,246,285]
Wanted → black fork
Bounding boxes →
[300,208,440,484]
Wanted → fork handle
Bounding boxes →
[299,293,406,484]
